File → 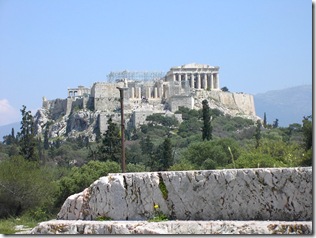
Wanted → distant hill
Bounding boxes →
[0,122,20,141]
[254,85,312,127]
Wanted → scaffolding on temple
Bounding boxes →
[106,70,166,82]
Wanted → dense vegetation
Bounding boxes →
[0,104,312,233]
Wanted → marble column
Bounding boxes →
[138,87,141,98]
[204,74,208,89]
[173,74,176,82]
[216,73,219,89]
[131,87,134,99]
[185,73,188,83]
[210,73,214,90]
[154,87,158,98]
[197,74,201,89]
[191,74,195,88]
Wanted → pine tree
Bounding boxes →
[201,99,212,141]
[98,117,121,162]
[273,118,279,128]
[18,105,37,161]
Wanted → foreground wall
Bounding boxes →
[57,167,312,221]
[30,220,312,235]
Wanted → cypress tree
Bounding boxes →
[255,120,262,149]
[263,112,267,127]
[202,99,212,141]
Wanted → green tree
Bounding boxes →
[151,138,173,171]
[18,105,37,161]
[0,156,57,218]
[43,126,50,150]
[146,114,179,127]
[168,159,196,171]
[98,117,121,162]
[201,99,212,141]
[140,135,154,155]
[263,112,267,127]
[233,152,284,169]
[255,120,262,148]
[160,138,173,170]
[55,160,121,208]
[301,115,312,166]
[302,115,312,151]
[221,86,229,92]
[273,118,279,128]
[182,138,240,169]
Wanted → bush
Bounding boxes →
[181,138,240,169]
[232,153,285,168]
[0,156,57,218]
[55,160,121,207]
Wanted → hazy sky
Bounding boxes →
[0,0,312,126]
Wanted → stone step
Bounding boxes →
[29,220,312,235]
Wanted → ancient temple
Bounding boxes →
[165,63,220,90]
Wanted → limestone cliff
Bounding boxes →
[57,167,312,221]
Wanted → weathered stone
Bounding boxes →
[29,220,312,234]
[57,167,312,222]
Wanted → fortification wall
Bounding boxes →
[57,167,312,222]
[168,96,194,112]
[194,90,257,118]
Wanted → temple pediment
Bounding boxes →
[180,63,211,69]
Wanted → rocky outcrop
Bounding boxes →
[34,108,101,141]
[30,220,312,234]
[195,90,258,120]
[57,167,312,221]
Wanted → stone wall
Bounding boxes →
[57,167,312,222]
[168,95,194,112]
[195,90,257,118]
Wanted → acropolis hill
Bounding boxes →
[34,63,259,141]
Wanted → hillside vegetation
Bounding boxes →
[0,104,312,233]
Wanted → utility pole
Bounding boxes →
[117,87,128,173]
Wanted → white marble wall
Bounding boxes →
[57,167,312,221]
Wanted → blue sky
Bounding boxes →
[0,0,312,126]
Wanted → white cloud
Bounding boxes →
[0,99,20,126]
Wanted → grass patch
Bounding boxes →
[95,216,112,221]
[148,213,168,222]
[158,173,168,200]
[0,212,55,234]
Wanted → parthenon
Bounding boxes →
[166,63,220,90]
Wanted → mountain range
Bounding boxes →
[0,84,312,141]
[254,84,312,127]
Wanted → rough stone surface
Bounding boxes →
[30,220,312,234]
[57,167,312,221]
